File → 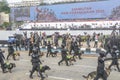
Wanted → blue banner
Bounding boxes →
[30,0,120,21]
[10,0,120,21]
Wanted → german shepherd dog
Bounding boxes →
[39,52,44,57]
[82,68,111,80]
[30,65,51,77]
[49,51,58,57]
[73,51,84,59]
[67,55,76,65]
[3,63,16,73]
[13,51,20,60]
[39,65,51,73]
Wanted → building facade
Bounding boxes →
[9,0,99,7]
[0,12,9,25]
[9,0,40,7]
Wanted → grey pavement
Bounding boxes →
[0,49,120,80]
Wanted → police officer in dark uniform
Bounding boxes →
[108,46,120,72]
[73,41,81,59]
[15,38,21,51]
[7,42,15,60]
[70,39,75,54]
[28,41,33,56]
[94,51,107,80]
[29,48,44,80]
[46,41,52,57]
[0,49,6,73]
[58,44,68,66]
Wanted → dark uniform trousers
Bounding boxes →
[94,57,107,80]
[0,60,5,72]
[30,63,43,79]
[7,45,15,60]
[58,56,68,66]
[108,52,120,72]
[30,53,43,79]
[46,44,52,57]
[0,52,5,72]
[94,68,107,80]
[58,48,68,66]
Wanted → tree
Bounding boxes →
[2,22,11,28]
[0,0,10,13]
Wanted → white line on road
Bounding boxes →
[74,65,96,69]
[25,73,72,80]
[48,76,73,80]
[25,72,30,75]
[19,59,30,62]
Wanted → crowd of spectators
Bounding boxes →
[109,6,120,20]
[19,21,120,30]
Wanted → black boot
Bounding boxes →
[29,75,33,79]
[2,69,7,73]
[41,77,45,80]
[58,62,60,66]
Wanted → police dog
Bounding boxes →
[30,65,51,77]
[50,51,58,57]
[3,62,16,73]
[39,52,44,57]
[13,51,20,60]
[67,55,76,65]
[82,68,111,80]
[40,65,51,73]
[73,51,84,59]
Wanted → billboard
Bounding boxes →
[10,7,30,21]
[31,0,120,21]
[10,0,120,21]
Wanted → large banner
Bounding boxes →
[10,0,120,21]
[10,7,30,21]
[30,0,120,21]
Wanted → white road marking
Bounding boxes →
[74,65,96,69]
[25,72,30,75]
[48,76,72,80]
[19,59,30,62]
[25,73,72,80]
[25,72,38,75]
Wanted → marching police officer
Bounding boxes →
[28,41,33,56]
[7,42,15,60]
[73,41,82,59]
[94,51,107,80]
[58,44,69,66]
[15,38,21,51]
[46,41,52,57]
[0,49,6,73]
[29,48,44,80]
[108,46,120,72]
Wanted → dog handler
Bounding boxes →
[58,44,69,66]
[108,46,120,72]
[46,41,52,57]
[94,51,107,80]
[0,49,6,73]
[29,48,44,80]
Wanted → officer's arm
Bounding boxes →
[2,53,5,60]
[39,59,42,64]
[98,58,104,63]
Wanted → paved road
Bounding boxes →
[0,49,120,80]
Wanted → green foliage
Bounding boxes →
[0,0,10,13]
[2,22,11,28]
